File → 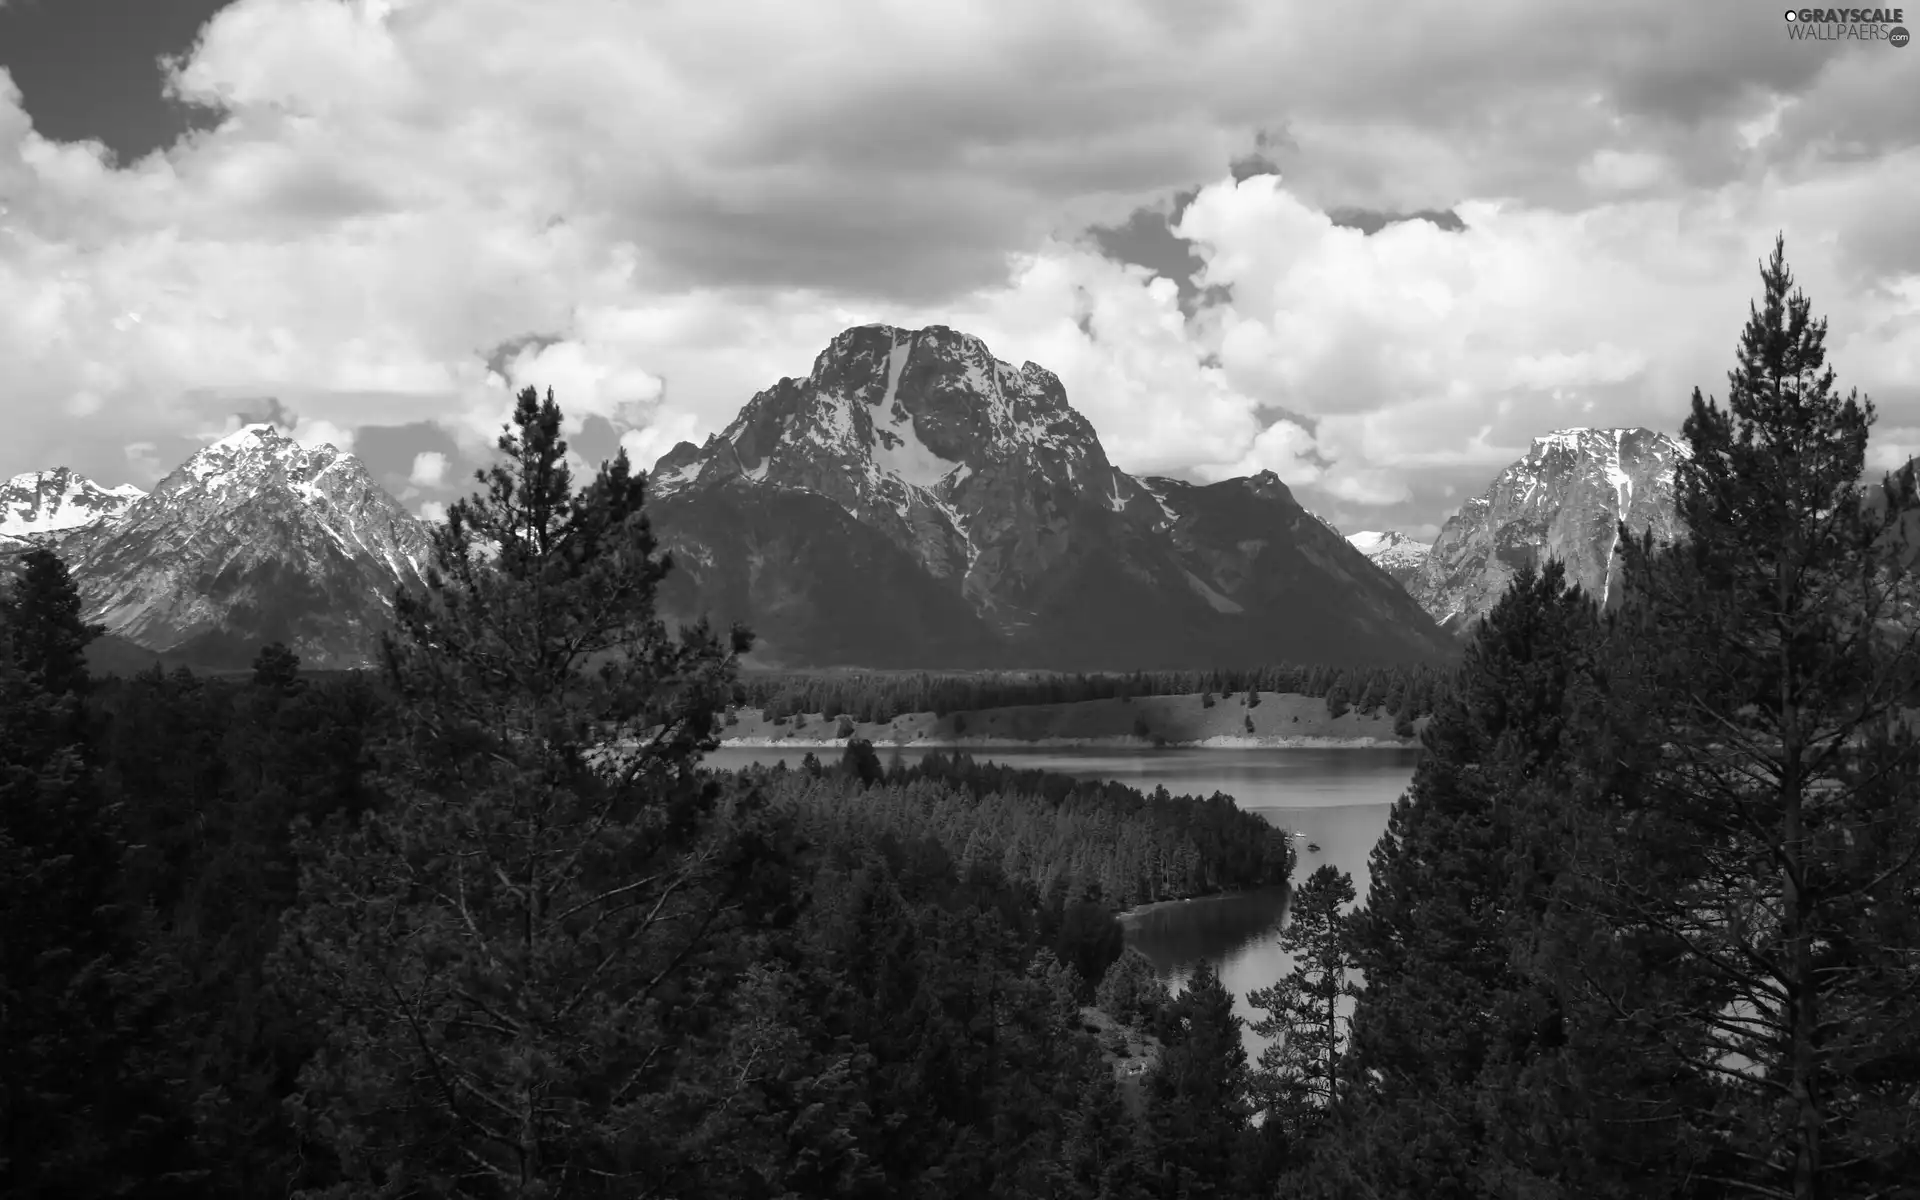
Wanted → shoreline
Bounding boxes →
[717,733,1421,751]
[1115,882,1291,922]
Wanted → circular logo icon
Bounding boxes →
[1784,8,1798,18]
[1892,25,1911,46]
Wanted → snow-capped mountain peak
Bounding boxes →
[210,422,278,452]
[1346,530,1426,556]
[1408,426,1685,632]
[1346,530,1432,587]
[652,323,1146,594]
[1,466,147,540]
[52,425,433,668]
[179,423,334,489]
[640,322,1453,667]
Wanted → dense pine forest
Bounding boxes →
[5,236,1919,1199]
[734,661,1453,726]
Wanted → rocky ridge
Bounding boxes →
[1406,426,1686,633]
[53,425,432,668]
[1345,531,1431,589]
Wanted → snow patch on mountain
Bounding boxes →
[872,411,957,489]
[882,334,912,409]
[1140,481,1182,529]
[1,467,147,539]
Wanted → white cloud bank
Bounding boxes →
[0,0,1914,533]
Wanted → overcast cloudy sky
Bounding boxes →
[1,0,1915,537]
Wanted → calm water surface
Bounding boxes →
[706,743,1420,1058]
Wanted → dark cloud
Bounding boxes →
[1767,47,1920,169]
[1327,208,1467,236]
[231,396,297,430]
[354,421,463,497]
[630,176,1051,303]
[569,415,625,470]
[1088,193,1205,310]
[483,334,565,380]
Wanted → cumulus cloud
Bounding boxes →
[285,418,351,453]
[407,450,447,488]
[0,0,1913,540]
[1157,167,1920,527]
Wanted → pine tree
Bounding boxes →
[1095,947,1171,1028]
[272,387,785,1197]
[1307,559,1699,1199]
[0,546,169,1195]
[1247,863,1356,1144]
[1139,961,1248,1200]
[1057,1068,1150,1200]
[1590,235,1920,1197]
[0,546,105,698]
[250,641,303,691]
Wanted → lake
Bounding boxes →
[703,743,1421,1060]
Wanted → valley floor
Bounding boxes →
[720,690,1427,750]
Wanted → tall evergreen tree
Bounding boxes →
[1306,559,1710,1199]
[272,387,785,1197]
[1139,961,1248,1199]
[0,546,105,698]
[1247,863,1356,1145]
[1591,235,1920,1198]
[0,547,166,1195]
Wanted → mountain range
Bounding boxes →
[2,426,430,669]
[1,328,1741,672]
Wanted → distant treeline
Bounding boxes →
[736,662,1455,724]
[752,745,1295,910]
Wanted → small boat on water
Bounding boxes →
[1307,843,1321,853]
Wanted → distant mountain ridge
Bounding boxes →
[645,323,1452,669]
[1,467,146,551]
[1406,426,1686,634]
[1345,531,1431,588]
[3,330,1466,673]
[25,426,433,669]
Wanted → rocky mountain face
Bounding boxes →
[1345,531,1431,589]
[50,425,432,669]
[1,467,146,552]
[646,323,1451,669]
[1407,427,1686,634]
